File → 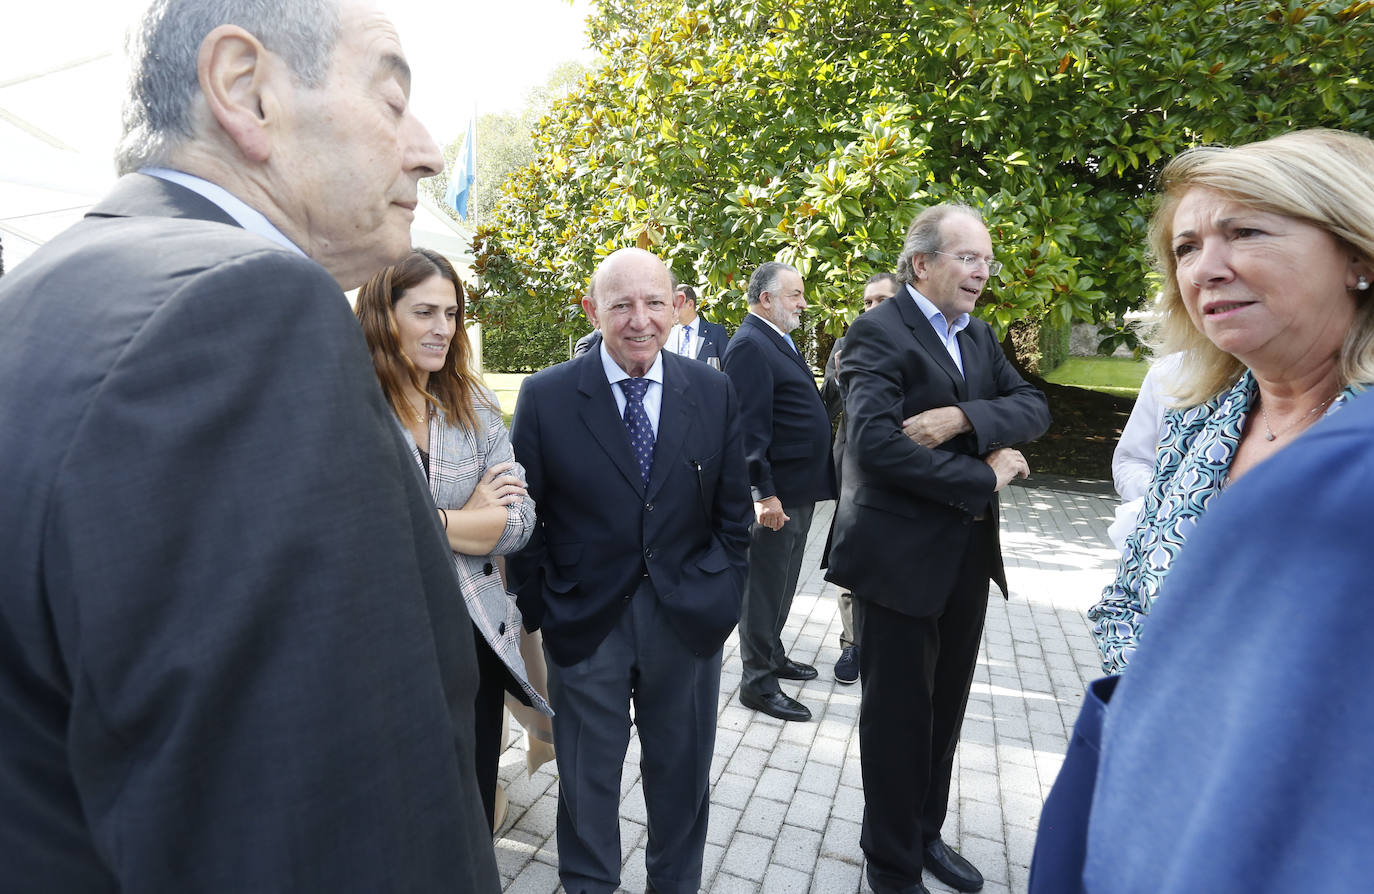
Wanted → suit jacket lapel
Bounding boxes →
[896,296,968,400]
[576,352,647,495]
[745,314,812,377]
[647,355,690,500]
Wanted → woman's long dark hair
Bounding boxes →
[355,248,491,432]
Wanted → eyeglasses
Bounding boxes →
[931,251,1002,278]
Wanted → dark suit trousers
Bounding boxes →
[854,518,994,887]
[739,502,815,696]
[545,580,721,894]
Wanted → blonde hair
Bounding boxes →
[1148,128,1374,406]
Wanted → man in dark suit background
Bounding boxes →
[723,261,837,722]
[0,1,501,891]
[819,271,900,685]
[828,205,1050,894]
[510,247,751,894]
[666,284,729,363]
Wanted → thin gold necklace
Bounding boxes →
[1259,392,1338,441]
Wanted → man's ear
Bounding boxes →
[582,295,599,328]
[196,25,276,163]
[672,290,686,314]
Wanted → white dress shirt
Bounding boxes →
[907,284,970,375]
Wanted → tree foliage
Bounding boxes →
[472,0,1374,356]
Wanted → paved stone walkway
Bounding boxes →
[495,476,1121,893]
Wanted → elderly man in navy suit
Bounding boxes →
[0,0,500,891]
[723,261,837,723]
[510,247,751,894]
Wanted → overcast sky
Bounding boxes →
[2,0,596,156]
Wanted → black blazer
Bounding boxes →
[826,291,1050,616]
[0,175,499,890]
[509,349,752,666]
[722,313,837,505]
[693,318,729,362]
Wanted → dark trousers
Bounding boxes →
[855,519,994,888]
[545,582,721,894]
[472,626,518,831]
[739,502,815,696]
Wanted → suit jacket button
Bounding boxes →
[644,547,654,558]
[498,622,506,635]
[645,502,654,511]
[483,562,494,575]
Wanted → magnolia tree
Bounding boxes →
[472,0,1374,356]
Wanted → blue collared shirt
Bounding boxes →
[600,343,664,436]
[907,283,970,376]
[141,167,307,257]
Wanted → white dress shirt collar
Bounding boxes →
[599,342,665,435]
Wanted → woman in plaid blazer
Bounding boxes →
[357,249,551,829]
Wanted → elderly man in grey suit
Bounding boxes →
[0,1,501,891]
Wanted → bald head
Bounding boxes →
[582,248,683,376]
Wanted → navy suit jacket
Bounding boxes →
[0,175,498,891]
[693,318,728,362]
[509,349,752,666]
[722,313,837,505]
[826,292,1049,615]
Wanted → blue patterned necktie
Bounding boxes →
[783,332,797,353]
[619,377,654,484]
[681,323,692,356]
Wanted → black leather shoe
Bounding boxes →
[865,866,930,894]
[739,689,812,721]
[773,658,818,681]
[924,839,983,892]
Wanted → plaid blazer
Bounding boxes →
[408,390,551,716]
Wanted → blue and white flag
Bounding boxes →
[444,119,477,220]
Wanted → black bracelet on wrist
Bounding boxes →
[438,508,449,529]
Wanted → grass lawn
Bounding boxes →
[1044,356,1147,398]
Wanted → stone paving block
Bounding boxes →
[773,823,823,871]
[798,758,842,798]
[768,741,811,774]
[721,831,774,882]
[960,798,1004,843]
[821,815,864,863]
[743,719,783,751]
[738,796,788,839]
[713,770,757,809]
[958,833,1010,885]
[832,783,866,824]
[785,789,833,832]
[755,766,801,802]
[620,846,648,890]
[812,856,863,893]
[508,857,559,894]
[958,768,1000,805]
[809,734,848,767]
[761,862,812,893]
[708,804,743,846]
[709,871,765,893]
[725,744,770,778]
[495,829,541,879]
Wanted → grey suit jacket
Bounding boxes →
[0,174,500,892]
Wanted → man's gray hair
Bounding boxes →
[747,261,798,306]
[115,0,342,175]
[896,204,983,284]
